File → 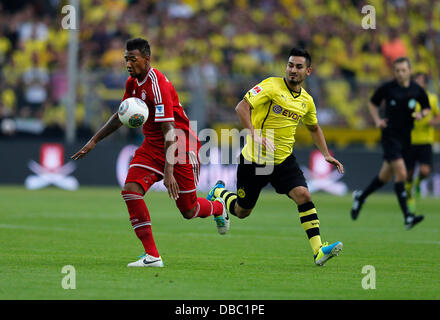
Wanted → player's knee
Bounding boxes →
[122,182,145,195]
[419,166,430,178]
[235,207,252,219]
[292,187,312,204]
[395,171,407,182]
[300,192,312,204]
[379,172,392,183]
[178,204,197,219]
[180,210,195,219]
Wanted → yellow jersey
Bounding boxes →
[411,91,439,145]
[242,77,318,165]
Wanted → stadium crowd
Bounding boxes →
[0,0,439,140]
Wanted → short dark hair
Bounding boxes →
[413,72,428,83]
[288,47,312,67]
[126,38,151,57]
[393,56,411,68]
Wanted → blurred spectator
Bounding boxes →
[381,28,408,67]
[21,52,49,118]
[0,0,438,140]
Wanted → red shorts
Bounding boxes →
[125,147,200,212]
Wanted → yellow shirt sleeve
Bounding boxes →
[432,94,439,116]
[302,97,319,126]
[243,77,273,109]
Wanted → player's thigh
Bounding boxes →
[124,166,162,194]
[381,134,407,165]
[236,155,269,211]
[270,153,309,201]
[126,147,165,193]
[173,157,199,194]
[172,159,200,214]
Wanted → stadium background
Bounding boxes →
[1,0,440,303]
[0,0,439,195]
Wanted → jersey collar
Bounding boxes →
[283,78,302,98]
[136,67,152,86]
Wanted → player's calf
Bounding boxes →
[121,190,160,259]
[176,194,223,219]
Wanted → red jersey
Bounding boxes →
[122,67,200,160]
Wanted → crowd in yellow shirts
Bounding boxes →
[0,0,439,138]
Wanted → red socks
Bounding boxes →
[192,198,224,218]
[121,192,224,257]
[122,191,159,258]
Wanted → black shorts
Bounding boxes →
[236,153,308,209]
[381,131,411,163]
[405,144,433,170]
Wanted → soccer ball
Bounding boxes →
[118,97,149,128]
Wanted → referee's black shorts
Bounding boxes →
[405,144,433,170]
[381,130,411,163]
[235,153,308,209]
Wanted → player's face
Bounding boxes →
[393,61,411,85]
[286,56,311,85]
[414,74,426,88]
[124,49,150,78]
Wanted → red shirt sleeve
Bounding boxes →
[122,78,133,102]
[151,73,175,123]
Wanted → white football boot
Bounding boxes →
[127,253,164,267]
[213,197,230,235]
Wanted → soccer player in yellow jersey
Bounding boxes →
[207,48,344,266]
[405,72,440,211]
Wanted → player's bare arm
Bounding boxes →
[306,123,344,174]
[368,102,387,128]
[429,112,440,126]
[161,121,180,200]
[414,108,431,120]
[235,99,275,151]
[71,112,123,160]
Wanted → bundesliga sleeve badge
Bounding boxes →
[250,85,263,96]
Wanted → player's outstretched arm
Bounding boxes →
[306,124,344,174]
[71,112,123,160]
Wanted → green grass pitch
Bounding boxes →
[0,186,439,300]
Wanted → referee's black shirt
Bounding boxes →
[370,79,431,134]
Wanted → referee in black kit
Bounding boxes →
[351,57,430,229]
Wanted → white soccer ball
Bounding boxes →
[118,97,149,128]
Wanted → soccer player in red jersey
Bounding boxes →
[71,38,229,267]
